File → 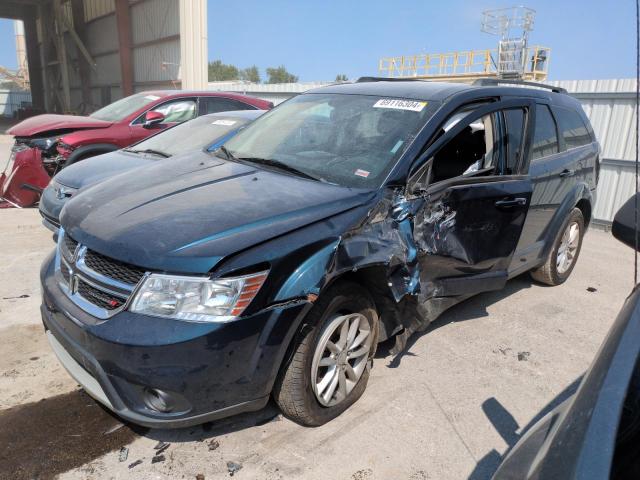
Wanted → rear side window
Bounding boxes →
[200,97,256,114]
[503,108,525,174]
[530,105,559,161]
[555,107,592,149]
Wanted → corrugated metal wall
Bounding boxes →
[549,79,638,225]
[208,81,332,105]
[0,90,32,117]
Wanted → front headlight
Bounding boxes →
[129,271,268,323]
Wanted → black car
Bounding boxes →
[39,110,265,232]
[40,78,600,428]
[492,193,640,480]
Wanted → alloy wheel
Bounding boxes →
[557,221,580,274]
[311,313,373,407]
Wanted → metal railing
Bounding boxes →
[378,46,550,82]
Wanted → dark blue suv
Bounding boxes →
[40,79,599,427]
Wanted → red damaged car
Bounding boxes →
[0,91,272,208]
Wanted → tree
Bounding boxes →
[240,65,261,83]
[266,65,298,84]
[335,74,348,82]
[208,60,240,81]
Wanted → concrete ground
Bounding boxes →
[0,128,635,479]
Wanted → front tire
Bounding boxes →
[273,282,378,426]
[530,207,585,286]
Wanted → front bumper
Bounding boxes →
[40,252,311,428]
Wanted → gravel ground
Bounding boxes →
[0,162,635,479]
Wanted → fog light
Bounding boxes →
[143,387,174,413]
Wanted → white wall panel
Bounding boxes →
[131,0,179,45]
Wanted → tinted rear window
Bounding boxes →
[531,105,559,161]
[555,107,592,149]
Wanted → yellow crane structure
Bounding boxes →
[379,6,551,83]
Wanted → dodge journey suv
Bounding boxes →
[41,78,599,427]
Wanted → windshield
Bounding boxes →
[222,93,437,188]
[128,115,251,157]
[90,93,162,122]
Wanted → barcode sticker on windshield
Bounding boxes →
[354,169,370,178]
[373,99,427,112]
[212,119,237,126]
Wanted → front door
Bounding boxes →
[408,99,535,298]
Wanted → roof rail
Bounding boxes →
[356,76,426,83]
[472,78,567,94]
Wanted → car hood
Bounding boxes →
[62,152,374,273]
[56,150,156,189]
[8,114,113,137]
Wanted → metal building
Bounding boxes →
[0,0,208,114]
[549,79,638,226]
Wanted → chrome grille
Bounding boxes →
[61,235,78,260]
[76,279,125,311]
[83,249,146,286]
[56,230,146,319]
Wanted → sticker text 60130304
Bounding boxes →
[373,99,427,112]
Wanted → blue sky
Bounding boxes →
[0,0,634,81]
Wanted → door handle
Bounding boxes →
[559,169,576,177]
[495,197,527,208]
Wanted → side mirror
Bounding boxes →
[612,193,640,251]
[143,111,165,129]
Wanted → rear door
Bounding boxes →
[409,99,535,298]
[514,103,579,262]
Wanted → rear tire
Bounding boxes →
[530,207,585,286]
[273,282,378,426]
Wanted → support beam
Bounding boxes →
[23,10,44,111]
[115,0,134,97]
[52,0,71,111]
[179,0,208,90]
[71,0,93,111]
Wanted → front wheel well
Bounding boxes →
[325,267,402,342]
[576,198,592,227]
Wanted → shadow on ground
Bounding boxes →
[0,389,143,480]
[468,376,582,480]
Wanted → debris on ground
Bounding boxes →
[104,423,125,435]
[2,294,29,300]
[151,454,166,464]
[196,474,205,480]
[227,461,243,476]
[517,351,530,361]
[118,447,128,462]
[29,356,39,361]
[208,438,220,451]
[154,441,170,455]
[587,286,598,292]
[493,347,512,356]
[128,459,143,469]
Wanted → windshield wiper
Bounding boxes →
[125,148,170,158]
[217,145,237,161]
[237,157,321,182]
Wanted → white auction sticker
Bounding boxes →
[212,119,237,126]
[144,95,160,101]
[373,98,427,112]
[354,169,370,178]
